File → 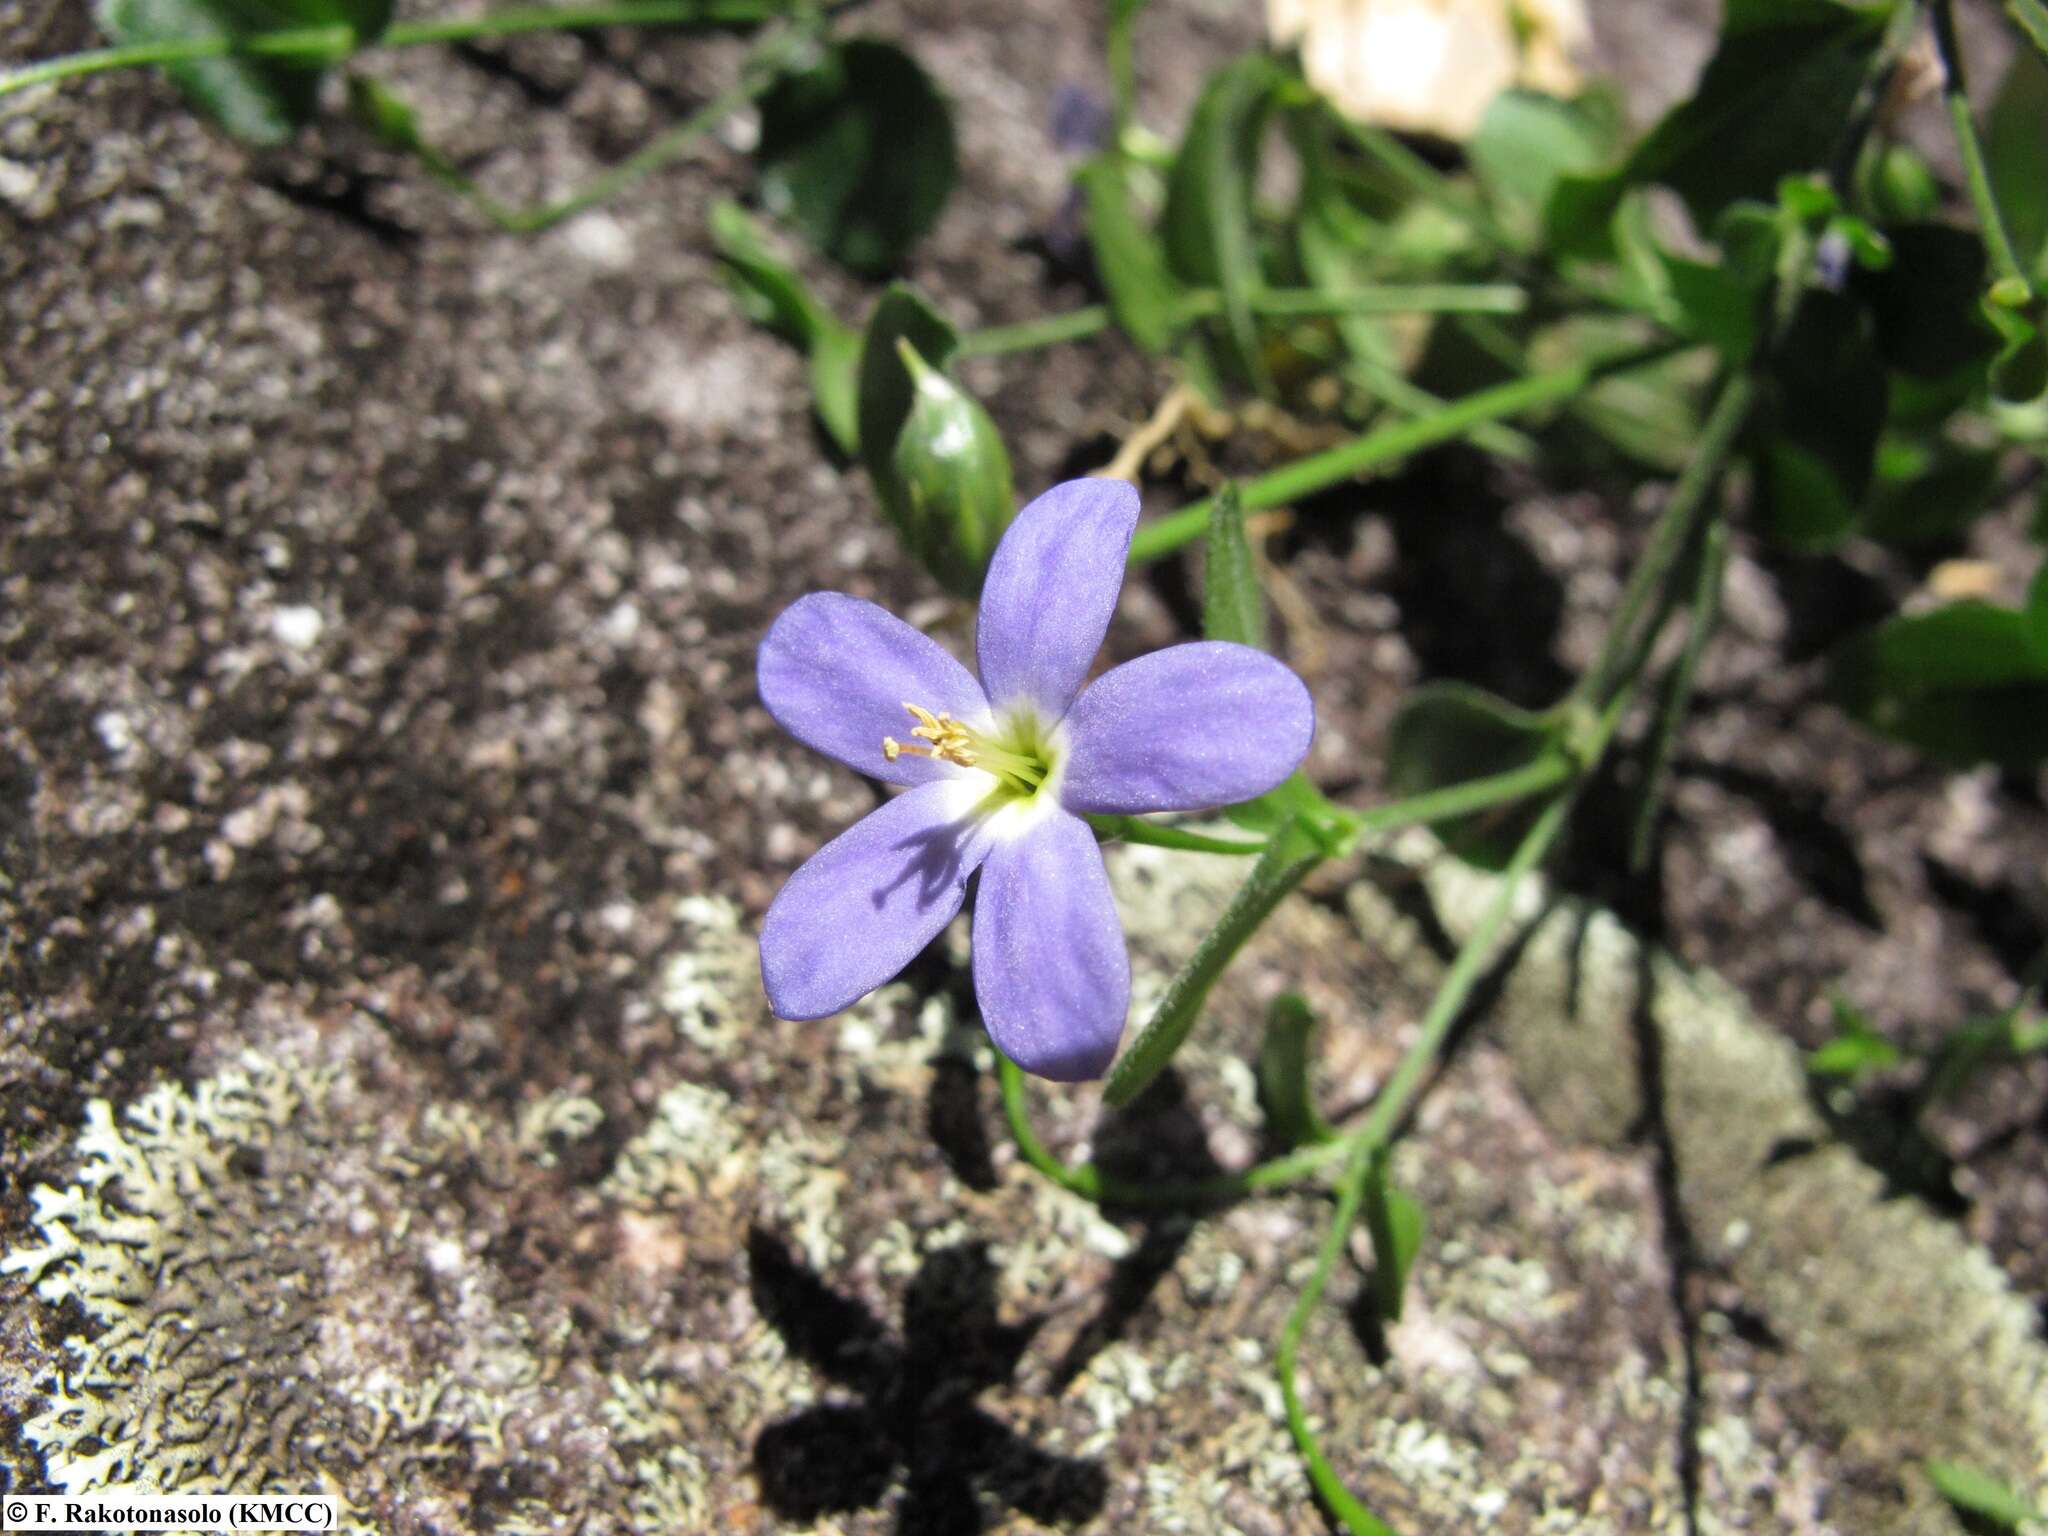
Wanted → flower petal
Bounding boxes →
[761,780,995,1020]
[1057,641,1315,814]
[759,592,990,785]
[976,478,1140,720]
[972,809,1129,1081]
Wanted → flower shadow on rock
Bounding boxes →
[748,1226,1109,1533]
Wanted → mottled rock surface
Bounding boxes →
[4,0,2046,1532]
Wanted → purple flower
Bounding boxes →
[756,478,1314,1081]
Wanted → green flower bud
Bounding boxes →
[1868,144,1940,224]
[883,339,1017,597]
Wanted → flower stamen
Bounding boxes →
[882,701,1051,796]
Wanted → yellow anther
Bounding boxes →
[886,701,979,768]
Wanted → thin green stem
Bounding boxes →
[997,1051,1367,1206]
[1274,794,1567,1533]
[1128,344,1681,565]
[1085,814,1267,856]
[382,0,786,46]
[954,306,1114,357]
[1931,0,2034,293]
[953,283,1528,359]
[1335,118,1505,246]
[1107,2,1139,143]
[1,28,353,94]
[1630,518,1728,872]
[382,32,786,232]
[998,755,1581,1204]
[1344,752,1573,842]
[1356,793,1572,1150]
[1276,1139,1396,1536]
[0,1,786,100]
[1576,371,1754,706]
[1342,352,1537,463]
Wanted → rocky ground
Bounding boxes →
[1,0,2044,1532]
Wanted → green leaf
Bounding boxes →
[100,0,327,144]
[1753,290,1887,550]
[2007,0,2048,71]
[1530,313,1704,471]
[1162,54,1286,392]
[886,338,1017,596]
[1385,683,1559,869]
[1202,481,1266,650]
[1469,89,1619,249]
[1807,991,1904,1077]
[1851,223,1998,379]
[1364,1148,1425,1324]
[1077,154,1184,352]
[1924,1460,2044,1531]
[2028,560,2048,661]
[1991,323,2048,404]
[756,38,958,276]
[1663,255,1762,361]
[1256,994,1332,1148]
[1833,599,2048,767]
[708,200,862,455]
[1104,817,1327,1108]
[1198,480,1345,836]
[1546,0,1885,248]
[1863,427,2001,547]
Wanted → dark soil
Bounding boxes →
[3,0,2044,1523]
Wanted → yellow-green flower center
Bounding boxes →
[883,702,1058,803]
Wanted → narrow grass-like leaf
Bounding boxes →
[1077,154,1182,352]
[1104,817,1325,1108]
[1162,54,1284,392]
[2007,0,2048,68]
[1924,1459,2043,1530]
[710,200,863,454]
[1256,994,1331,1148]
[1201,481,1265,651]
[1363,1147,1425,1324]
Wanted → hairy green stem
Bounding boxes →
[0,1,786,98]
[1128,344,1679,565]
[1931,0,2034,293]
[1103,817,1329,1108]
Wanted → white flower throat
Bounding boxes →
[883,701,1061,805]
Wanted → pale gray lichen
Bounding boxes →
[0,1051,730,1532]
[657,893,765,1059]
[3,1059,404,1521]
